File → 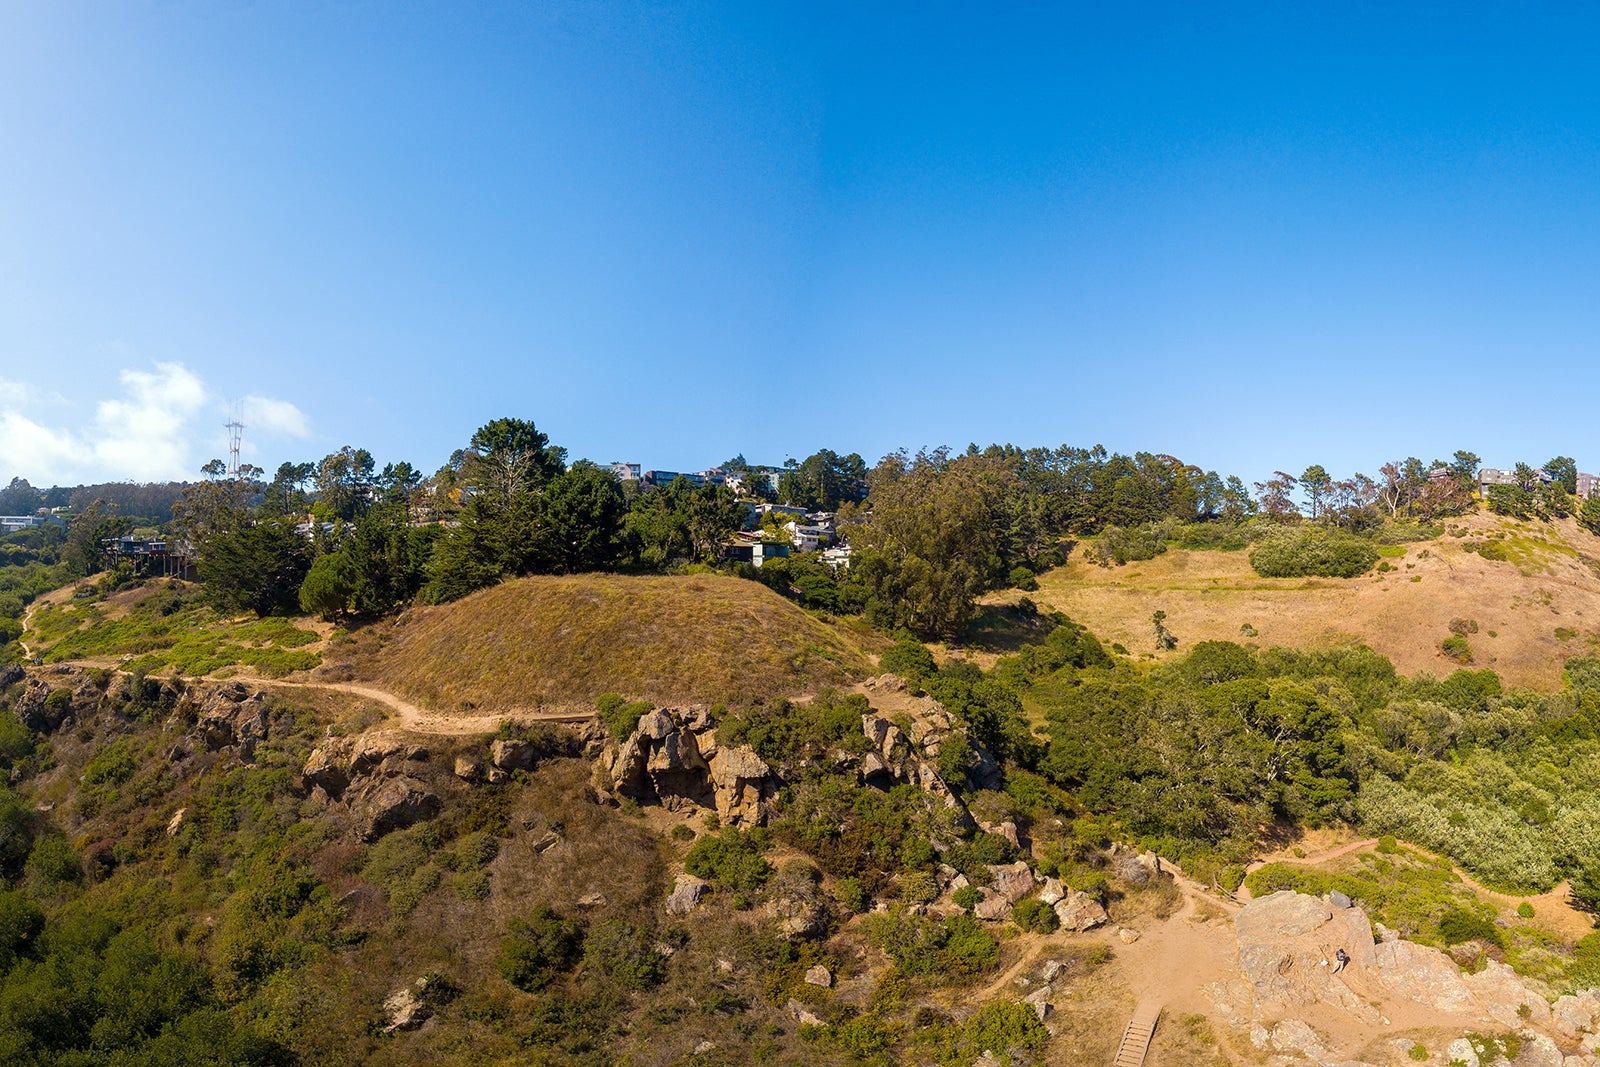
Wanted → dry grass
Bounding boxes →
[336,572,882,714]
[1023,509,1600,689]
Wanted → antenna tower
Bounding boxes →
[224,401,245,479]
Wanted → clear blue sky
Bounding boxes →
[4,2,1600,488]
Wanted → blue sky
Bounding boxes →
[3,2,1600,488]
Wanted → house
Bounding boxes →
[1580,473,1600,500]
[101,536,195,578]
[0,514,63,533]
[610,462,641,482]
[721,536,791,568]
[1477,468,1551,491]
[819,545,853,570]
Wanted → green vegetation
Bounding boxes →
[31,587,321,678]
[1248,526,1379,578]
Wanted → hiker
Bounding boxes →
[1332,948,1349,974]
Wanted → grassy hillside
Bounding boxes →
[333,572,882,713]
[1024,510,1600,689]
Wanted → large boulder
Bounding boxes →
[1373,938,1476,1012]
[665,873,709,916]
[1553,991,1600,1039]
[348,775,440,841]
[194,684,271,758]
[1053,891,1108,932]
[1463,960,1551,1028]
[609,710,715,812]
[1233,891,1379,1021]
[987,861,1035,903]
[707,745,773,827]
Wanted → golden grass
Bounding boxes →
[1022,509,1600,690]
[337,572,882,714]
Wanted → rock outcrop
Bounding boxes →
[1230,890,1597,1059]
[1052,890,1108,932]
[302,733,439,840]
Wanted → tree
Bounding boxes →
[777,449,868,511]
[1299,465,1331,521]
[313,446,376,521]
[465,418,565,500]
[1545,456,1578,494]
[622,477,742,568]
[1254,472,1300,520]
[199,518,311,616]
[63,501,132,576]
[1579,494,1600,536]
[850,450,1010,639]
[534,462,627,573]
[0,478,42,515]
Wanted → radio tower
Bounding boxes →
[224,402,245,479]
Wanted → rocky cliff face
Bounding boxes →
[592,686,983,829]
[1217,890,1600,1066]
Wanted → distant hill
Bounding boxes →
[333,572,881,713]
[1026,509,1600,689]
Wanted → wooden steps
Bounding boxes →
[1112,1003,1163,1067]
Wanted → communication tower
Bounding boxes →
[224,402,245,479]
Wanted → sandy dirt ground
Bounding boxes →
[1027,511,1600,689]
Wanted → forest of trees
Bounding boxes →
[0,428,1585,653]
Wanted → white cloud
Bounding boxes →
[0,362,311,484]
[0,379,35,405]
[243,395,310,439]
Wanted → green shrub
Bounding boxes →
[879,639,937,683]
[834,876,867,913]
[1010,898,1059,934]
[1438,908,1503,948]
[864,907,998,983]
[898,870,937,905]
[684,828,771,892]
[952,885,981,912]
[1249,527,1379,578]
[497,906,583,992]
[1441,635,1472,664]
[584,919,664,990]
[1516,901,1535,919]
[1008,566,1038,592]
[83,739,138,786]
[1097,524,1168,565]
[24,835,81,886]
[596,694,653,741]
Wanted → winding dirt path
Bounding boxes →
[253,677,594,736]
[17,593,593,738]
[1240,835,1592,939]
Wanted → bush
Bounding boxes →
[595,694,653,741]
[1441,635,1472,664]
[1249,527,1379,578]
[1516,901,1535,919]
[1437,908,1503,948]
[952,885,981,912]
[684,828,772,892]
[898,870,937,905]
[864,907,998,982]
[879,639,936,683]
[24,835,81,886]
[497,906,583,992]
[584,919,665,990]
[1010,898,1059,934]
[1097,524,1168,565]
[1008,566,1038,592]
[834,876,867,913]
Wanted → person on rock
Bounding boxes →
[1332,948,1350,974]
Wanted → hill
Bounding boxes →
[329,572,882,714]
[1023,510,1600,689]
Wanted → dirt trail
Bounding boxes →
[241,676,598,736]
[1240,836,1592,939]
